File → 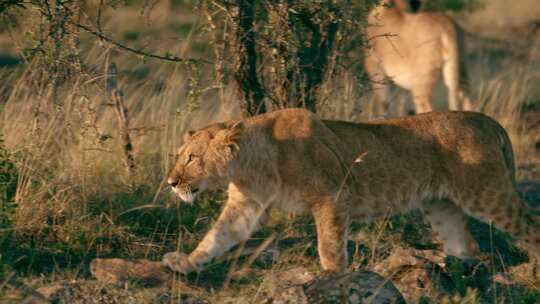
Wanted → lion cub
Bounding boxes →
[163,108,538,275]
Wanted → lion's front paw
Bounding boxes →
[162,251,198,274]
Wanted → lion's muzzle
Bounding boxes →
[168,178,203,203]
[168,178,179,188]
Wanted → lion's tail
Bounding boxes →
[499,125,516,186]
[474,114,516,185]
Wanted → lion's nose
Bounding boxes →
[168,178,178,188]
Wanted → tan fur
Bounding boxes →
[365,0,472,115]
[163,108,538,275]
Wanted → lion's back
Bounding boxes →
[239,109,514,190]
[323,111,514,177]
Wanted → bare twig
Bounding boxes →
[223,240,246,289]
[233,232,278,277]
[334,152,368,204]
[105,61,136,177]
[75,23,212,65]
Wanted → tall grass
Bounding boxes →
[1,54,537,269]
[0,44,237,272]
[476,68,540,180]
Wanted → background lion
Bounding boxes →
[365,0,473,116]
[163,108,538,275]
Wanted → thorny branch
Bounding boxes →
[75,23,212,65]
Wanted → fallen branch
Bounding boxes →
[89,236,313,286]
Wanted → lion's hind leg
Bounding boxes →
[422,198,479,259]
[483,191,540,257]
[454,186,540,262]
[410,79,436,114]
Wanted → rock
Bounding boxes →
[270,285,309,304]
[269,267,405,304]
[304,271,406,304]
[273,266,316,286]
[268,267,314,304]
[90,258,170,286]
[373,246,446,302]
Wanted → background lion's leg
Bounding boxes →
[410,81,436,113]
[164,185,268,273]
[364,54,391,117]
[311,197,349,274]
[442,48,461,111]
[460,93,473,111]
[412,94,433,113]
[422,198,478,259]
[372,85,391,118]
[443,62,473,111]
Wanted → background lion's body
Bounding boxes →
[365,0,472,114]
[165,108,537,274]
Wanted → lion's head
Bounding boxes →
[168,121,243,203]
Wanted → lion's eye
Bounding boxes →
[185,154,195,165]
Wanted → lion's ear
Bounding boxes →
[184,130,195,142]
[226,121,244,143]
[215,121,244,152]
